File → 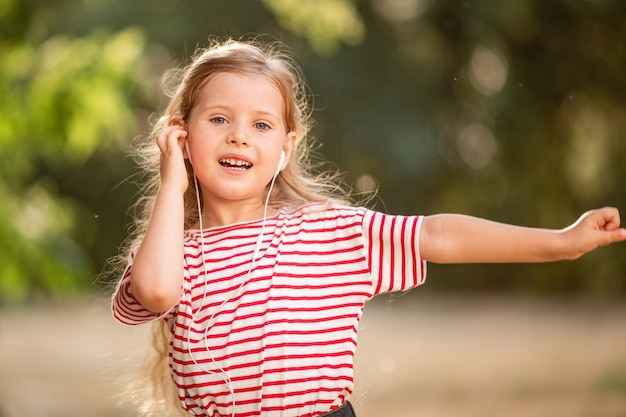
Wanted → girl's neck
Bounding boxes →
[200,199,275,228]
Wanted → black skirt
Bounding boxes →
[321,401,356,417]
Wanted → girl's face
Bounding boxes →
[185,72,296,208]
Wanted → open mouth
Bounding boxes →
[219,158,252,171]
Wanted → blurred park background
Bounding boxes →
[1,0,626,416]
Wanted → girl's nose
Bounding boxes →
[228,124,248,145]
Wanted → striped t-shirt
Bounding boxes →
[112,205,426,417]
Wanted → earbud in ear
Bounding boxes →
[275,150,285,177]
[185,141,192,165]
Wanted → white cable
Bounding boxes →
[187,171,236,416]
[187,160,282,417]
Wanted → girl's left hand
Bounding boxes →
[560,207,626,260]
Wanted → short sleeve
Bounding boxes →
[111,251,177,326]
[362,210,427,296]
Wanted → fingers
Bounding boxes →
[609,228,626,244]
[155,125,190,193]
[588,207,626,246]
[565,207,625,256]
[590,207,621,231]
[156,125,187,156]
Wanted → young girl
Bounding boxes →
[111,38,625,417]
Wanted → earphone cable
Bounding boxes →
[187,165,281,417]
[187,171,236,416]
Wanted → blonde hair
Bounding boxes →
[116,37,355,416]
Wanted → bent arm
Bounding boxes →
[129,125,189,313]
[130,184,185,313]
[419,207,625,264]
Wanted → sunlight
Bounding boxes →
[468,45,509,96]
[457,123,498,169]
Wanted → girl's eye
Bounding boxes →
[254,122,270,130]
[210,116,227,124]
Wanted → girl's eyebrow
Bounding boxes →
[195,103,229,114]
[198,104,282,121]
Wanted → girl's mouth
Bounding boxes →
[219,158,252,171]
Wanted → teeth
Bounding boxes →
[220,158,251,169]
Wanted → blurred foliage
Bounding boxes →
[262,0,365,53]
[0,1,150,302]
[1,0,625,303]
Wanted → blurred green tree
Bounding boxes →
[0,0,151,302]
[2,0,625,302]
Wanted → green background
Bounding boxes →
[2,0,625,303]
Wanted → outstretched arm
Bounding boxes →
[419,207,626,264]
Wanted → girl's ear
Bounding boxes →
[171,117,186,128]
[281,131,298,169]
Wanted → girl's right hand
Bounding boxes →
[155,125,189,194]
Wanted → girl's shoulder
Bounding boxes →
[279,202,369,220]
[275,204,377,233]
[181,204,372,242]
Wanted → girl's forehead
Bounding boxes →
[203,72,281,98]
[195,72,285,115]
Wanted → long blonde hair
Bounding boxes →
[117,37,355,416]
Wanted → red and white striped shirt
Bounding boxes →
[112,205,426,417]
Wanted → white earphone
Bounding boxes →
[185,141,192,164]
[275,150,285,177]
